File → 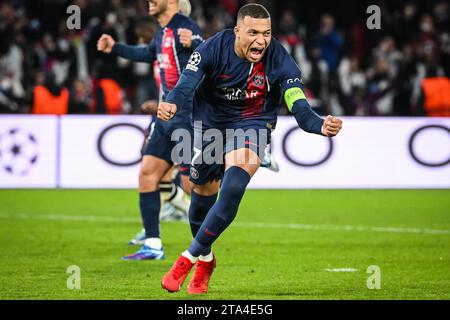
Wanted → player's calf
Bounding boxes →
[187,166,251,257]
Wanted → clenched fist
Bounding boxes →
[178,28,193,48]
[97,34,115,53]
[157,102,177,121]
[321,115,343,137]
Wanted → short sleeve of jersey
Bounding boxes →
[183,34,218,79]
[166,32,222,107]
[274,43,304,95]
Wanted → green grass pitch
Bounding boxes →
[0,189,449,300]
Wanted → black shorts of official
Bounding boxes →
[142,120,192,176]
[189,126,271,185]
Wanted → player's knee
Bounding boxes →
[180,176,193,194]
[192,186,207,196]
[192,183,217,196]
[139,168,160,189]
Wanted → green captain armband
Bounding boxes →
[284,87,307,112]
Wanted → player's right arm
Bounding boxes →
[158,40,215,121]
[96,34,156,63]
[278,47,342,137]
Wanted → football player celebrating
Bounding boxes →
[158,4,343,293]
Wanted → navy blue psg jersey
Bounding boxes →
[113,13,203,127]
[167,29,304,130]
[151,13,202,126]
[151,14,202,96]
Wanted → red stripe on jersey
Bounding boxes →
[153,61,161,90]
[242,62,266,117]
[161,28,180,91]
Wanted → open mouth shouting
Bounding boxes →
[249,46,265,61]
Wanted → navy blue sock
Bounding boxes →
[139,191,161,239]
[188,166,251,257]
[188,191,218,255]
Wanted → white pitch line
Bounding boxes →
[0,212,137,223]
[0,212,449,236]
[233,221,450,235]
[325,268,359,272]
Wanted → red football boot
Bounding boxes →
[187,255,216,294]
[161,255,194,292]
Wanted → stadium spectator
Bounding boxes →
[419,66,450,116]
[371,36,402,78]
[393,2,420,48]
[0,0,449,117]
[317,14,343,74]
[0,1,25,112]
[432,1,450,31]
[337,55,365,115]
[393,44,418,116]
[278,10,301,57]
[365,57,396,116]
[32,72,69,115]
[94,77,124,114]
[68,78,91,114]
[303,46,330,115]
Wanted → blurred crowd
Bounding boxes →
[0,0,449,116]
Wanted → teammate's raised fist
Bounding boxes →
[97,34,115,54]
[157,102,177,121]
[321,115,343,137]
[178,28,193,48]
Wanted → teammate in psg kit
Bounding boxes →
[97,0,203,260]
[158,4,343,294]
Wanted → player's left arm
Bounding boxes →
[280,57,342,137]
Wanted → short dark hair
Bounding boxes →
[237,3,270,22]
